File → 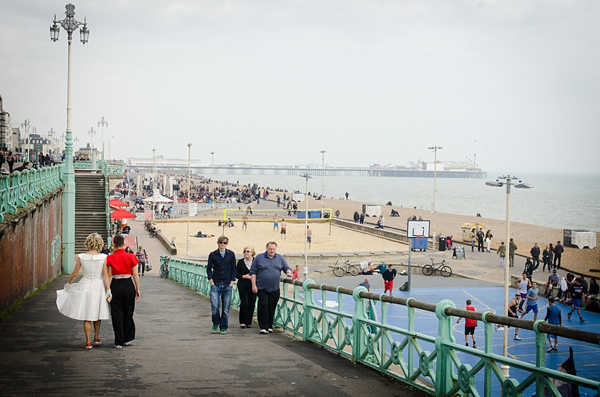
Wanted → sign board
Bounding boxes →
[189,203,197,217]
[407,220,430,238]
[454,246,466,259]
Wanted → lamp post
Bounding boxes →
[48,128,56,156]
[88,127,96,171]
[186,143,192,257]
[210,151,215,209]
[97,116,108,162]
[428,146,443,250]
[320,150,326,207]
[152,148,157,213]
[486,175,533,377]
[300,173,312,280]
[51,3,89,273]
[21,118,30,162]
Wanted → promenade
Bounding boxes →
[0,218,427,397]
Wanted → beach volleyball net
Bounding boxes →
[223,207,332,222]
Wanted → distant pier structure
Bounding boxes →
[127,157,487,179]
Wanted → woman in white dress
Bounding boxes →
[56,233,112,349]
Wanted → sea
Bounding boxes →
[193,171,600,232]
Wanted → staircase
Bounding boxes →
[75,173,109,253]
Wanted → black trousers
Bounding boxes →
[237,282,257,326]
[257,289,280,330]
[477,239,484,252]
[532,256,540,269]
[554,255,562,269]
[110,278,136,346]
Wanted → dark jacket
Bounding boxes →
[207,249,237,285]
[530,246,540,258]
[236,258,253,289]
[554,244,564,256]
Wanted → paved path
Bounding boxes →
[0,218,428,397]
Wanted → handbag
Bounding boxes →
[146,263,152,272]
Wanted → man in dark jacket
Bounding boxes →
[207,235,237,334]
[553,241,564,270]
[530,243,541,271]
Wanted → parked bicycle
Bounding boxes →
[422,258,452,277]
[330,259,360,277]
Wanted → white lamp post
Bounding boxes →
[97,116,108,162]
[486,175,533,377]
[50,3,90,273]
[320,150,326,207]
[186,143,192,257]
[300,173,312,280]
[88,126,96,171]
[21,118,30,162]
[210,151,215,209]
[428,146,443,250]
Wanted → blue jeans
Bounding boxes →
[210,284,233,330]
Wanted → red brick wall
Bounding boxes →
[0,191,63,311]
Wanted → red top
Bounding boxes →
[106,249,138,275]
[465,306,477,327]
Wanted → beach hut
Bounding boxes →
[461,222,485,242]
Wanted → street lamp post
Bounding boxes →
[152,148,157,212]
[320,150,326,207]
[51,3,89,273]
[428,146,443,251]
[300,173,312,280]
[486,175,533,377]
[88,127,96,171]
[186,143,192,257]
[97,116,108,162]
[22,118,30,162]
[210,151,215,209]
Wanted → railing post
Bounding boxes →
[434,299,456,396]
[482,311,494,397]
[301,279,315,342]
[352,287,368,364]
[406,297,416,379]
[533,320,546,397]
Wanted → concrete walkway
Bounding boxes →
[0,218,428,397]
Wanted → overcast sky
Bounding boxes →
[2,0,599,173]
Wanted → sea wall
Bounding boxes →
[0,188,63,312]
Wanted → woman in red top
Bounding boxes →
[106,234,140,348]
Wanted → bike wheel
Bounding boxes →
[422,265,434,276]
[333,266,345,277]
[441,266,452,277]
[348,265,360,276]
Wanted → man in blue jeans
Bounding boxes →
[207,235,237,334]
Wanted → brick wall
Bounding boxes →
[0,190,63,311]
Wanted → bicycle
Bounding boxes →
[160,257,169,279]
[330,259,360,277]
[422,258,452,277]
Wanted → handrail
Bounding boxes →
[162,255,600,397]
[0,166,62,222]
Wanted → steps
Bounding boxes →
[75,173,109,253]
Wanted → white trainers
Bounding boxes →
[124,341,132,346]
[260,329,268,334]
[495,325,504,331]
[268,328,273,333]
[514,335,522,341]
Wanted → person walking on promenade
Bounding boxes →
[456,300,477,348]
[353,211,360,223]
[106,234,140,348]
[306,225,312,249]
[567,278,586,323]
[509,238,517,267]
[545,297,562,352]
[476,228,485,252]
[236,246,257,329]
[548,243,554,270]
[485,230,493,253]
[136,246,148,277]
[542,245,551,272]
[469,229,476,252]
[530,243,541,271]
[382,264,397,296]
[553,241,564,270]
[497,241,506,267]
[345,192,349,200]
[520,281,539,324]
[207,235,237,334]
[359,213,365,224]
[280,219,287,239]
[6,151,14,173]
[250,242,292,334]
[56,233,111,349]
[515,273,531,311]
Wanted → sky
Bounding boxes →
[1,0,599,173]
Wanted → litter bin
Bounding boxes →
[438,237,446,251]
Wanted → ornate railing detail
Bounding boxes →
[73,160,92,170]
[161,255,600,397]
[0,166,63,222]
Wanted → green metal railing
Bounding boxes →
[0,166,63,222]
[162,255,600,397]
[73,160,93,170]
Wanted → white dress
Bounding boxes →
[56,253,111,321]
